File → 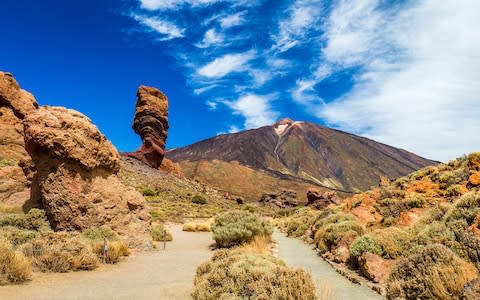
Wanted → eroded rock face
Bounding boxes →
[0,71,39,208]
[462,278,480,300]
[24,106,151,246]
[128,86,168,169]
[307,188,341,209]
[259,190,298,208]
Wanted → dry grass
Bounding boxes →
[151,224,173,241]
[182,219,212,232]
[20,232,99,272]
[0,240,31,285]
[238,235,272,255]
[91,241,131,264]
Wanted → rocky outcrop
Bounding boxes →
[358,252,393,284]
[128,86,168,169]
[0,71,39,208]
[259,190,298,208]
[24,106,151,246]
[306,188,341,209]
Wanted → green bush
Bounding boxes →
[82,226,119,242]
[0,158,16,168]
[373,227,412,259]
[151,224,173,242]
[212,210,272,248]
[0,209,50,231]
[192,249,317,300]
[386,244,478,300]
[405,196,425,208]
[0,226,37,246]
[349,236,383,262]
[445,184,463,197]
[141,187,156,197]
[192,195,207,205]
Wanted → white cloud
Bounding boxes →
[272,0,323,52]
[226,94,278,129]
[220,11,245,28]
[313,0,480,161]
[196,28,224,48]
[197,50,256,78]
[194,85,218,95]
[132,14,184,40]
[139,0,221,10]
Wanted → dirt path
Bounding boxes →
[274,231,384,300]
[0,225,213,300]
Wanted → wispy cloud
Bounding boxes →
[220,11,245,28]
[196,28,224,48]
[197,50,256,78]
[132,14,184,40]
[226,94,278,129]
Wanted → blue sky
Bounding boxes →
[1,0,479,161]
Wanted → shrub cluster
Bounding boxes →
[349,236,383,262]
[0,209,50,231]
[386,244,478,300]
[212,210,272,248]
[0,240,31,285]
[182,221,212,232]
[192,249,317,300]
[82,225,119,242]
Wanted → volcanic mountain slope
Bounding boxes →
[167,118,437,201]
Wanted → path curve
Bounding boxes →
[274,231,385,300]
[0,225,213,300]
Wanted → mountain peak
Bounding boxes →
[275,118,295,126]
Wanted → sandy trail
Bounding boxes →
[0,225,213,300]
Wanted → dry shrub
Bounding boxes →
[0,226,37,246]
[372,227,412,259]
[238,235,272,255]
[212,210,272,248]
[82,225,119,242]
[386,244,478,300]
[20,232,99,272]
[182,220,212,232]
[0,240,31,285]
[192,249,317,300]
[151,224,173,241]
[91,241,130,264]
[0,209,50,231]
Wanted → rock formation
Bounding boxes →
[24,106,151,246]
[306,188,341,209]
[358,252,393,284]
[128,86,168,169]
[259,190,298,208]
[0,71,38,208]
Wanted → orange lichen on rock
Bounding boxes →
[469,172,480,186]
[406,179,439,195]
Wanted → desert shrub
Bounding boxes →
[405,196,425,208]
[140,187,156,197]
[278,207,318,238]
[386,244,478,300]
[446,184,463,197]
[183,221,212,232]
[241,204,257,213]
[444,192,480,227]
[192,249,317,300]
[349,236,383,262]
[82,225,119,242]
[91,241,130,264]
[0,158,16,168]
[192,195,207,205]
[0,209,50,231]
[417,206,449,225]
[20,232,99,272]
[0,240,31,285]
[151,224,173,241]
[351,199,362,208]
[318,221,363,251]
[447,230,480,271]
[373,227,412,259]
[0,226,38,246]
[212,210,272,248]
[414,222,455,246]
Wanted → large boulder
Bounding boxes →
[0,71,38,208]
[24,106,151,246]
[358,252,393,284]
[128,86,168,169]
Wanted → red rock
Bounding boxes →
[358,252,393,284]
[307,188,340,209]
[24,106,151,247]
[128,86,168,169]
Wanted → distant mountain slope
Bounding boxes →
[167,118,437,199]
